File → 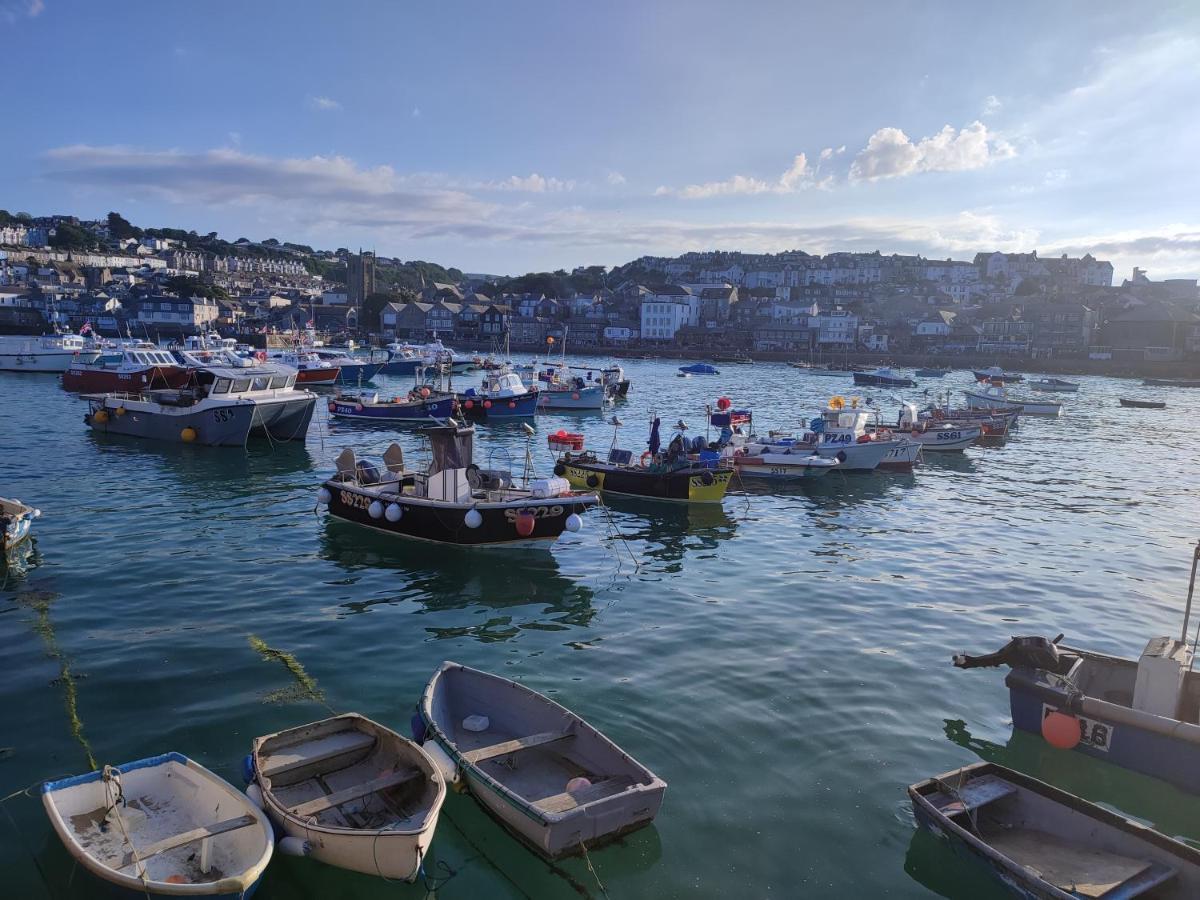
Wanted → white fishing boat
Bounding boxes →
[751,401,921,472]
[0,497,40,552]
[1028,376,1080,392]
[731,445,840,480]
[964,383,1062,417]
[42,752,274,898]
[249,713,445,882]
[417,661,667,858]
[0,332,102,373]
[869,404,981,451]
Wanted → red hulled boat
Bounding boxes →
[62,343,191,393]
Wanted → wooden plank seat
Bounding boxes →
[260,730,375,779]
[533,775,635,815]
[111,814,257,870]
[928,774,1017,818]
[289,767,422,819]
[988,829,1174,900]
[462,731,573,766]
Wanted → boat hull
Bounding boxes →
[852,373,915,388]
[537,386,606,410]
[1119,399,1166,409]
[294,368,340,385]
[88,396,315,446]
[0,349,103,373]
[332,361,385,385]
[558,458,731,503]
[62,365,190,393]
[964,391,1062,417]
[458,391,539,419]
[324,481,597,546]
[731,454,836,479]
[328,395,456,423]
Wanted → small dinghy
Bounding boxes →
[416,661,667,858]
[1029,377,1080,393]
[1119,398,1166,409]
[249,713,445,882]
[42,753,273,898]
[910,761,1200,899]
[0,496,40,553]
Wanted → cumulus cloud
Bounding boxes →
[982,95,1002,116]
[658,152,821,199]
[849,120,1015,182]
[309,95,341,111]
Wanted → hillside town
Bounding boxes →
[1,210,1197,366]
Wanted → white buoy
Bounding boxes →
[385,502,403,522]
[368,500,384,519]
[245,783,264,808]
[278,836,312,858]
[316,487,332,505]
[464,508,483,529]
[565,513,583,532]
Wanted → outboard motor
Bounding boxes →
[953,634,1065,671]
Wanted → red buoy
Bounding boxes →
[717,396,731,411]
[328,402,336,413]
[508,401,516,408]
[571,392,580,400]
[483,399,493,409]
[419,387,431,398]
[1042,710,1082,749]
[515,512,536,537]
[464,399,474,409]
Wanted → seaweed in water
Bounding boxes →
[247,634,325,705]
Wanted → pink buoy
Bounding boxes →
[566,776,592,793]
[514,512,536,536]
[571,392,580,400]
[483,399,492,409]
[464,399,474,409]
[508,401,516,409]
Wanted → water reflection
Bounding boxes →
[318,520,596,639]
[2,537,40,583]
[607,500,737,567]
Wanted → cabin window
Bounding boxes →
[286,375,296,388]
[251,376,270,391]
[135,352,150,364]
[211,378,231,394]
[268,375,287,389]
[232,378,251,393]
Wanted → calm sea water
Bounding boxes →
[2,360,1198,899]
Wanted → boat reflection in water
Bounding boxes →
[319,520,596,638]
[603,499,737,567]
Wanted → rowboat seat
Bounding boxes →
[462,731,574,766]
[533,775,635,815]
[928,774,1017,818]
[289,767,422,818]
[109,814,258,870]
[988,828,1176,899]
[260,730,375,779]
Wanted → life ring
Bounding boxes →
[640,452,652,467]
[699,470,715,486]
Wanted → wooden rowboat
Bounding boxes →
[1119,398,1166,409]
[42,752,273,898]
[417,661,667,858]
[250,713,445,882]
[909,761,1200,899]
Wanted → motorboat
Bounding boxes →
[268,350,340,385]
[601,364,631,398]
[42,752,274,898]
[964,383,1062,417]
[534,368,607,410]
[679,363,719,375]
[1028,377,1080,392]
[248,713,444,882]
[328,389,456,424]
[379,343,424,376]
[415,661,667,858]
[62,342,190,393]
[852,367,915,388]
[707,401,838,480]
[382,339,474,376]
[1143,378,1200,387]
[0,333,102,373]
[310,348,386,386]
[458,369,539,419]
[1119,398,1167,409]
[753,400,921,472]
[868,404,980,451]
[84,359,316,446]
[319,428,597,546]
[972,365,1024,383]
[909,762,1200,899]
[0,497,40,553]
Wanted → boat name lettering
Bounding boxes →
[1042,704,1111,752]
[822,433,852,444]
[339,490,373,511]
[504,505,564,522]
[213,408,236,423]
[936,431,962,441]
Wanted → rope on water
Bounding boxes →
[579,840,611,899]
[24,592,96,771]
[597,498,640,573]
[246,635,335,713]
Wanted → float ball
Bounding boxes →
[419,387,431,398]
[385,503,403,522]
[1042,711,1082,750]
[483,400,492,409]
[180,426,198,443]
[368,500,384,519]
[93,409,110,424]
[565,513,582,533]
[515,512,536,537]
[464,508,483,529]
[316,487,332,505]
[464,399,474,410]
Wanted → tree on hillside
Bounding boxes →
[363,289,417,327]
[106,211,142,241]
[49,222,101,252]
[164,275,230,301]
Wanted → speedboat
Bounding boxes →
[42,752,274,898]
[268,350,340,385]
[600,364,631,398]
[318,428,597,546]
[0,497,40,553]
[1028,376,1080,392]
[0,333,102,373]
[416,661,667,858]
[62,342,190,393]
[248,713,444,882]
[852,367,914,388]
[964,383,1062,417]
[972,365,1024,383]
[679,363,719,375]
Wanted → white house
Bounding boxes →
[810,308,859,348]
[639,286,696,341]
[321,290,349,306]
[135,295,219,328]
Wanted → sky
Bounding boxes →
[3,0,1199,279]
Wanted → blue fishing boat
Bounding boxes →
[953,542,1200,794]
[679,363,719,375]
[328,390,456,423]
[458,370,539,419]
[42,752,274,898]
[311,349,386,385]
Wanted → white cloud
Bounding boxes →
[490,173,574,193]
[658,152,819,199]
[412,107,421,118]
[227,131,241,147]
[1,0,42,22]
[982,94,1002,116]
[606,171,626,186]
[309,96,341,111]
[849,120,1015,182]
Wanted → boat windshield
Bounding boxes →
[212,378,231,394]
[268,375,288,389]
[232,378,252,393]
[251,375,270,391]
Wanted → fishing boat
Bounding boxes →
[534,369,607,410]
[62,342,190,393]
[868,404,980,451]
[852,367,915,388]
[0,332,102,373]
[972,366,1024,383]
[1119,398,1166,409]
[909,761,1200,899]
[0,497,39,552]
[752,400,921,472]
[707,402,839,479]
[414,661,667,858]
[248,713,444,882]
[1028,377,1080,393]
[711,354,753,364]
[319,427,597,546]
[679,363,719,375]
[600,364,631,398]
[328,389,456,423]
[555,418,733,502]
[85,358,316,446]
[1143,379,1200,388]
[952,543,1200,793]
[310,349,386,386]
[964,383,1062,417]
[42,752,274,898]
[458,369,539,419]
[914,367,950,378]
[268,350,341,385]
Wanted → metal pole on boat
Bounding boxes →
[1182,539,1200,659]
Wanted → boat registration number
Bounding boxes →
[504,505,564,521]
[1042,704,1112,751]
[213,408,236,423]
[339,490,372,510]
[935,431,962,441]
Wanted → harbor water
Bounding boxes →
[2,361,1198,898]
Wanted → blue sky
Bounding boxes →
[4,0,1198,278]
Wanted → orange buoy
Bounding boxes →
[1042,710,1082,749]
[180,426,198,443]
